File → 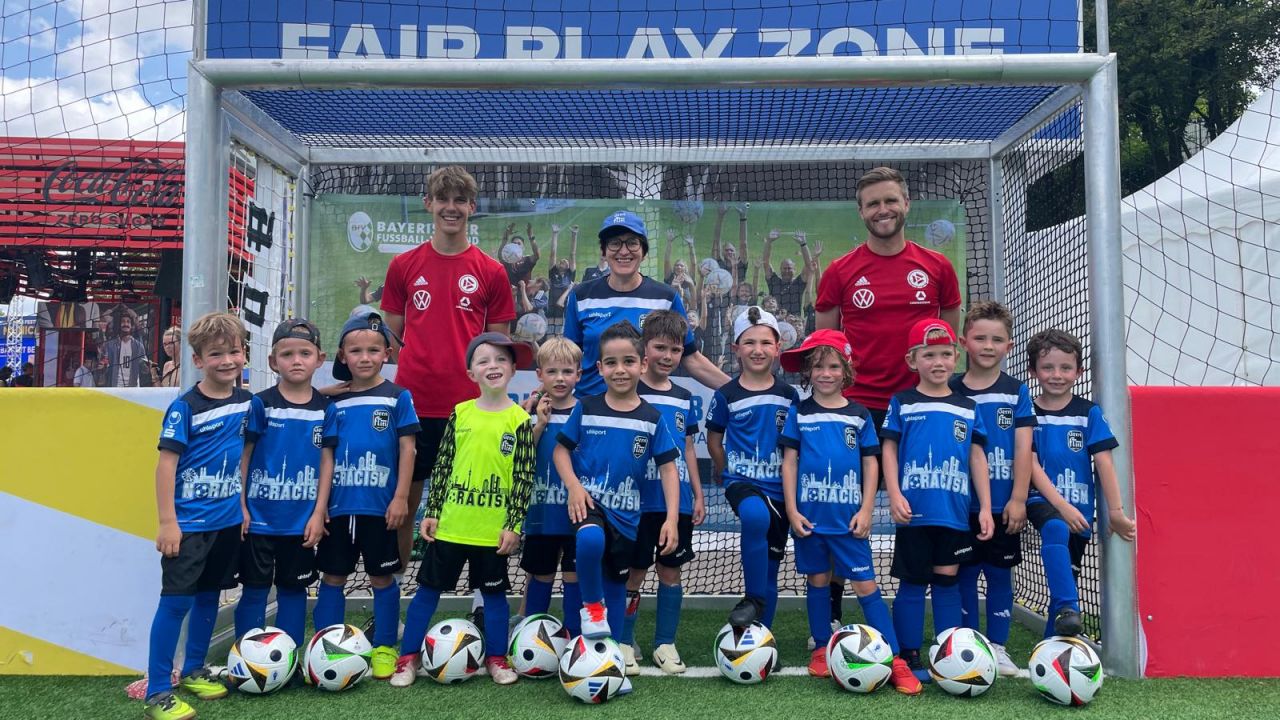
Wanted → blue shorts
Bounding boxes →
[793,532,876,582]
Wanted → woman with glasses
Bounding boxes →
[157,327,182,387]
[562,210,730,398]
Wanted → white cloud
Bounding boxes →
[1,74,184,140]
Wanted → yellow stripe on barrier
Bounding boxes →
[0,625,137,676]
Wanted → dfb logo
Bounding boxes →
[843,425,857,449]
[312,425,323,448]
[372,408,390,432]
[996,407,1013,430]
[632,434,649,459]
[500,432,516,456]
[953,419,968,442]
[1067,429,1085,452]
[907,269,929,288]
[458,274,479,294]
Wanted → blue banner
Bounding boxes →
[207,0,1081,60]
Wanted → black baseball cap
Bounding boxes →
[334,309,403,381]
[271,318,322,349]
[465,332,534,370]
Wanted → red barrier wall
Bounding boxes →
[1133,386,1280,677]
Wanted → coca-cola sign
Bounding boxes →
[41,159,182,208]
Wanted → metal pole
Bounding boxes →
[180,66,227,387]
[1083,58,1139,679]
[191,0,207,61]
[1096,1,1111,56]
[295,164,313,317]
[986,157,1007,304]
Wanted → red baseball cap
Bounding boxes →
[906,318,957,351]
[780,329,855,373]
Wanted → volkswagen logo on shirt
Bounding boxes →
[372,408,391,432]
[1067,429,1085,452]
[996,407,1013,430]
[632,435,649,459]
[953,419,968,442]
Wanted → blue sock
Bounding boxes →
[931,580,963,637]
[604,580,627,643]
[314,581,346,631]
[762,559,780,628]
[737,496,770,600]
[984,565,1014,645]
[857,590,900,655]
[562,581,582,636]
[1041,519,1080,637]
[526,577,554,616]
[806,583,833,648]
[482,592,510,657]
[958,564,981,631]
[180,590,220,676]
[892,582,927,652]
[401,586,441,655]
[620,590,640,646]
[276,587,308,648]
[146,594,193,699]
[371,579,401,647]
[576,525,606,605]
[653,583,683,647]
[234,585,270,639]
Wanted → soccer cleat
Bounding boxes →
[1054,607,1084,637]
[143,692,196,720]
[889,657,924,695]
[177,668,227,700]
[619,644,641,676]
[728,596,764,628]
[580,602,611,639]
[992,643,1019,677]
[651,644,686,674]
[807,648,830,678]
[486,655,519,685]
[901,648,932,684]
[370,645,398,680]
[388,653,422,688]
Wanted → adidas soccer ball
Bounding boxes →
[501,242,525,264]
[422,618,484,684]
[509,614,571,678]
[672,199,705,224]
[513,312,547,342]
[777,321,797,350]
[304,624,371,691]
[704,268,734,296]
[714,622,777,684]
[227,626,297,694]
[924,218,956,247]
[559,635,626,704]
[1029,636,1104,706]
[827,624,893,693]
[928,627,998,697]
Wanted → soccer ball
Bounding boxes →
[421,618,484,684]
[928,627,998,697]
[924,218,956,247]
[698,257,720,276]
[777,321,798,350]
[704,268,734,296]
[672,199,705,224]
[509,614,571,678]
[227,626,297,694]
[714,622,777,684]
[559,635,626,704]
[826,624,894,693]
[513,312,547,342]
[304,624,371,691]
[1029,636,1104,706]
[501,242,525,264]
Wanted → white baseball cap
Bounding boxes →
[732,305,780,343]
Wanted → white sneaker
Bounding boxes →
[992,643,1019,677]
[389,653,421,688]
[486,656,519,685]
[652,644,686,674]
[580,604,610,639]
[620,644,640,676]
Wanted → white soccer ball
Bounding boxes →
[714,622,777,684]
[227,626,297,694]
[1029,636,1104,706]
[513,312,548,342]
[422,618,485,684]
[777,321,798,350]
[501,242,525,264]
[924,218,956,247]
[698,257,720,276]
[927,626,998,697]
[509,614,571,678]
[672,199,705,224]
[304,624,371,691]
[704,268,733,296]
[826,624,894,693]
[559,635,627,704]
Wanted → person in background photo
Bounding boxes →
[103,305,152,388]
[158,327,182,388]
[74,350,98,387]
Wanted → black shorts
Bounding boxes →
[631,512,695,569]
[237,534,318,589]
[418,539,511,593]
[574,506,632,582]
[519,534,577,576]
[1026,502,1090,577]
[964,512,1023,568]
[315,515,402,577]
[890,525,975,586]
[724,483,788,562]
[412,417,450,485]
[161,525,240,596]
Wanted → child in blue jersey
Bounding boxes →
[707,306,798,632]
[519,337,585,636]
[554,322,681,695]
[144,312,251,720]
[778,330,922,694]
[307,310,419,680]
[618,311,706,675]
[949,302,1036,675]
[233,319,328,649]
[881,318,993,682]
[1024,329,1136,638]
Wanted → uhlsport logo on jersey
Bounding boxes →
[372,408,390,432]
[996,406,1014,430]
[1067,429,1085,452]
[347,211,373,252]
[953,419,968,442]
[775,408,788,432]
[843,425,858,449]
[674,412,686,434]
[500,432,516,456]
[312,425,323,448]
[632,434,649,459]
